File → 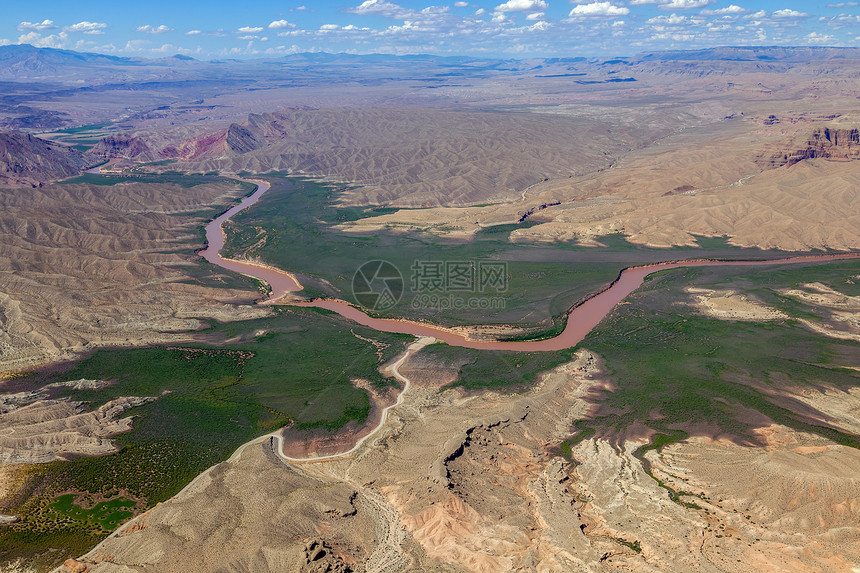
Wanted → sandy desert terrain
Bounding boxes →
[0,46,858,573]
[73,336,860,573]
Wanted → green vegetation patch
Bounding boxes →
[424,343,575,391]
[59,172,224,188]
[438,260,860,500]
[1,307,412,570]
[222,175,787,329]
[51,123,113,135]
[47,494,139,533]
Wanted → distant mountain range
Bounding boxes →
[2,44,860,82]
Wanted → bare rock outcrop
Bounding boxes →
[761,126,860,168]
[301,539,352,573]
[90,135,157,162]
[60,558,89,573]
[0,395,156,464]
[0,131,89,186]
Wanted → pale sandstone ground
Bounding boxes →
[340,112,860,251]
[689,281,860,338]
[0,396,154,464]
[59,269,860,573]
[686,288,788,321]
[67,339,860,573]
[0,177,277,486]
[652,427,860,573]
[0,378,162,464]
[781,282,860,343]
[172,107,666,208]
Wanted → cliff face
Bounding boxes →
[91,110,300,162]
[91,135,158,162]
[762,127,860,168]
[0,131,89,186]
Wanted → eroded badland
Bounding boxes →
[0,45,859,572]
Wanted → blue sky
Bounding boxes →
[3,0,860,59]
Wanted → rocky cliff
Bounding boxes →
[91,109,301,162]
[90,134,158,162]
[762,126,860,168]
[0,130,89,186]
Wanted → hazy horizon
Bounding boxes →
[2,0,858,59]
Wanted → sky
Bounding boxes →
[3,0,860,59]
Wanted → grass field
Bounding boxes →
[0,307,412,569]
[48,494,139,533]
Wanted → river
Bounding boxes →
[203,178,858,352]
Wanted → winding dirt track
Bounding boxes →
[271,336,435,463]
[52,337,430,573]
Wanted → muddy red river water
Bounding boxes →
[204,179,858,352]
[200,180,302,295]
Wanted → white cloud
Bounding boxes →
[569,2,630,17]
[701,4,749,15]
[268,19,295,29]
[124,39,149,51]
[805,31,836,44]
[17,31,69,48]
[0,39,9,46]
[64,21,107,35]
[237,26,264,33]
[494,0,548,12]
[626,0,712,9]
[649,31,695,40]
[475,7,487,14]
[350,0,413,18]
[647,13,699,24]
[658,0,713,9]
[137,24,173,34]
[826,13,860,23]
[526,11,545,20]
[772,9,808,18]
[320,24,340,30]
[827,2,858,6]
[265,44,303,54]
[186,30,202,35]
[17,20,57,32]
[454,1,469,6]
